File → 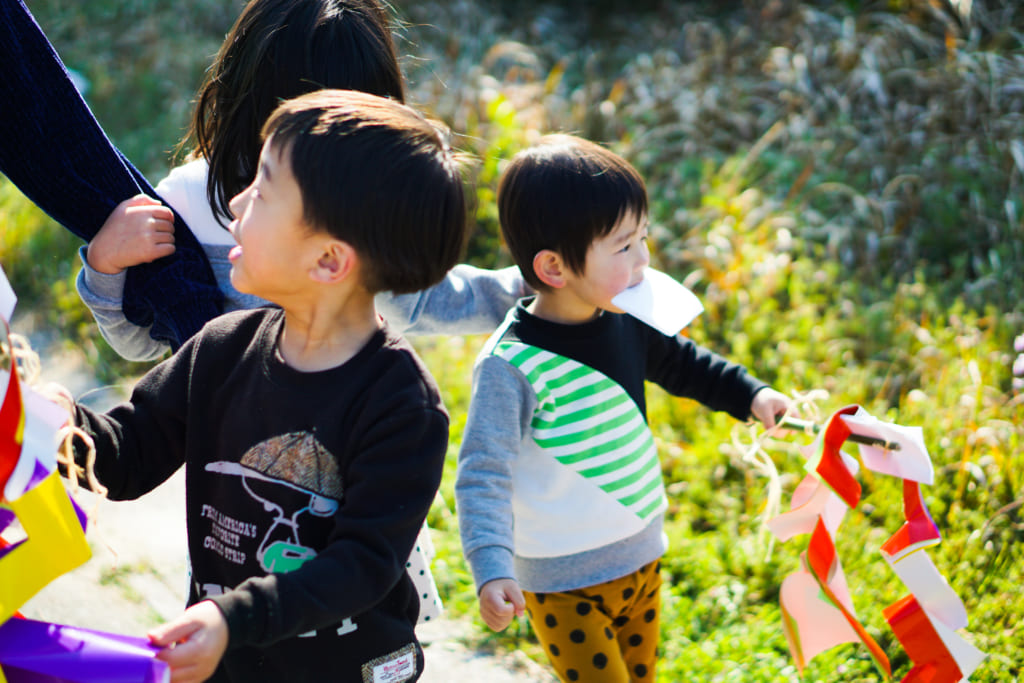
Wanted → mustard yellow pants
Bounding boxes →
[523,560,661,682]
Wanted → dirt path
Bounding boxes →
[20,345,555,682]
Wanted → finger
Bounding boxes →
[148,243,177,260]
[155,638,216,681]
[125,193,164,208]
[480,603,510,631]
[151,206,176,223]
[149,224,177,242]
[125,203,174,224]
[147,217,176,233]
[507,585,527,616]
[482,609,511,631]
[149,621,199,648]
[157,639,199,667]
[485,590,514,615]
[123,194,153,206]
[133,211,176,230]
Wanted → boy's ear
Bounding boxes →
[310,239,358,284]
[533,249,567,289]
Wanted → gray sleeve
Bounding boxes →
[455,353,536,592]
[375,264,528,336]
[75,245,170,362]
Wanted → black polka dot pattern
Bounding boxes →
[520,559,662,682]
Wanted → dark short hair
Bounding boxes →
[497,134,647,291]
[262,89,467,294]
[182,0,405,223]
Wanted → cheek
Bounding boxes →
[596,262,634,299]
[613,261,637,289]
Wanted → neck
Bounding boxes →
[528,291,601,325]
[277,289,380,372]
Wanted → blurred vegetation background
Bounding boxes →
[2,0,1022,680]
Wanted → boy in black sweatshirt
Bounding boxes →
[64,90,467,682]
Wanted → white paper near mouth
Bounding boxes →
[611,268,703,336]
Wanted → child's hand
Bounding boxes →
[750,387,792,429]
[478,578,526,631]
[149,600,229,683]
[87,195,176,274]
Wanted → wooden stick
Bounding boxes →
[779,416,901,451]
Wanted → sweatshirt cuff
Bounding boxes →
[745,382,773,420]
[207,589,261,650]
[77,245,127,302]
[467,544,516,594]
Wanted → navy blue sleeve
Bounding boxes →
[0,0,221,348]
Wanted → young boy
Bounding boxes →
[64,90,467,682]
[455,134,790,682]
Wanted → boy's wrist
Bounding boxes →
[468,544,516,593]
[205,592,246,650]
[78,245,127,300]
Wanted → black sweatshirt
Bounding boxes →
[74,308,448,682]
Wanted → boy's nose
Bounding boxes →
[637,241,651,269]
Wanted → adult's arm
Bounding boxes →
[0,0,221,349]
[73,162,223,362]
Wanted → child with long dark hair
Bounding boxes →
[78,0,525,362]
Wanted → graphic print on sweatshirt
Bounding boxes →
[203,431,342,574]
[495,341,667,550]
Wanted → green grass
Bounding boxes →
[3,0,1023,680]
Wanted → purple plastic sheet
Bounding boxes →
[0,618,169,683]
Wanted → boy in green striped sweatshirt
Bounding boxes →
[455,134,790,682]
